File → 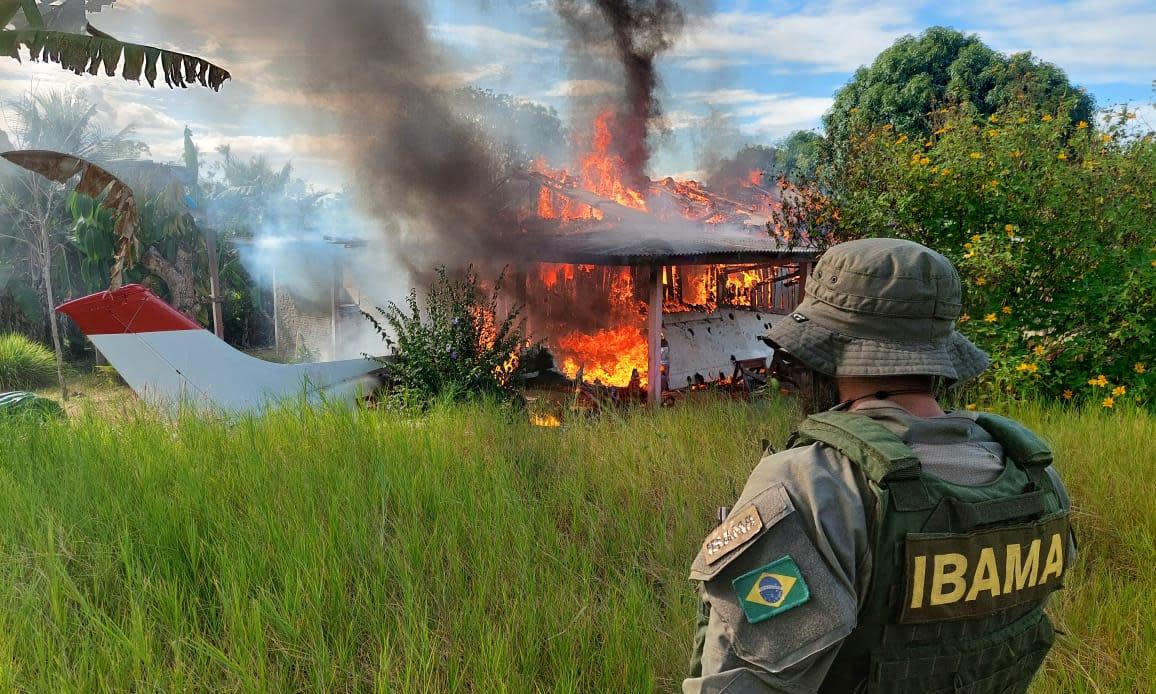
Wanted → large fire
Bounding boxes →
[523,108,784,389]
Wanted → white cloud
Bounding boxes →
[674,56,752,72]
[431,23,550,51]
[683,89,834,137]
[543,79,618,98]
[673,2,920,74]
[955,0,1156,85]
[658,109,705,131]
[742,97,834,136]
[108,100,183,134]
[428,62,510,88]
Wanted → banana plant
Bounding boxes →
[0,0,230,90]
[1,149,139,289]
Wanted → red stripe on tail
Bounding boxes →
[56,285,202,335]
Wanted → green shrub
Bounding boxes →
[788,100,1155,408]
[365,266,527,408]
[0,333,56,390]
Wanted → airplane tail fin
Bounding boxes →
[57,285,382,413]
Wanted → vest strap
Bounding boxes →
[793,412,921,484]
[974,413,1053,467]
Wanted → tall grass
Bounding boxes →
[0,333,55,391]
[0,398,1148,691]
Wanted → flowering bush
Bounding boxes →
[795,101,1155,408]
[365,266,526,408]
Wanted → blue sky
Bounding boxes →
[1,0,1153,188]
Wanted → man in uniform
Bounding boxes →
[684,238,1074,693]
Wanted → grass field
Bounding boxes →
[0,395,1150,692]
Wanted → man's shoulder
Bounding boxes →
[743,441,854,501]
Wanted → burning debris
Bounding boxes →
[222,0,815,403]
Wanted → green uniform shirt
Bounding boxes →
[683,403,1072,694]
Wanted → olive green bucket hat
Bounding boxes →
[765,237,990,384]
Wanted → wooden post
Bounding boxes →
[271,260,281,354]
[204,226,225,339]
[331,256,339,359]
[648,265,663,407]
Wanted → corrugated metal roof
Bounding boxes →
[506,171,818,266]
[515,222,817,266]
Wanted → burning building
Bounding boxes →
[498,110,818,404]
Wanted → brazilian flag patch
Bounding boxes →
[732,555,810,623]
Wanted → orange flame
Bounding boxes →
[580,111,649,211]
[531,413,562,427]
[558,326,648,387]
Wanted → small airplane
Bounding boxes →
[56,284,384,415]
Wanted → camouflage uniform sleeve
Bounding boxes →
[683,443,871,694]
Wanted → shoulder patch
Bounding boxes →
[733,555,810,623]
[690,483,794,581]
[702,504,763,565]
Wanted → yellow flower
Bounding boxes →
[964,242,974,249]
[987,129,999,137]
[1010,149,1023,158]
[1001,306,1012,314]
[1042,114,1054,122]
[1151,260,1156,268]
[984,313,997,323]
[971,234,981,243]
[1077,120,1088,129]
[976,276,988,286]
[989,179,999,187]
[963,251,975,259]
[1087,374,1109,387]
[1062,389,1074,400]
[940,168,951,176]
[1057,151,1068,160]
[1016,362,1038,373]
[1101,133,1112,143]
[849,107,859,113]
[1004,224,1015,233]
[896,134,908,144]
[1102,396,1115,408]
[988,114,999,123]
[1112,385,1127,396]
[1136,362,1148,374]
[966,403,978,411]
[920,156,930,165]
[969,152,983,159]
[1033,345,1046,356]
[1017,116,1027,124]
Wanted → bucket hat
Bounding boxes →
[764,237,989,384]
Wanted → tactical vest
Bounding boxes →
[787,411,1072,694]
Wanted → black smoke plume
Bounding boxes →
[554,0,686,189]
[232,0,515,281]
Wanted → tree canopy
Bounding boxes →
[822,26,1094,162]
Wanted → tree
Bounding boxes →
[774,130,822,183]
[0,0,229,90]
[796,100,1155,407]
[0,89,145,396]
[822,27,1094,166]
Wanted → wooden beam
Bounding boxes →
[648,265,663,407]
[204,226,225,339]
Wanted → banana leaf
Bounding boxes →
[0,28,230,90]
[1,149,140,289]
